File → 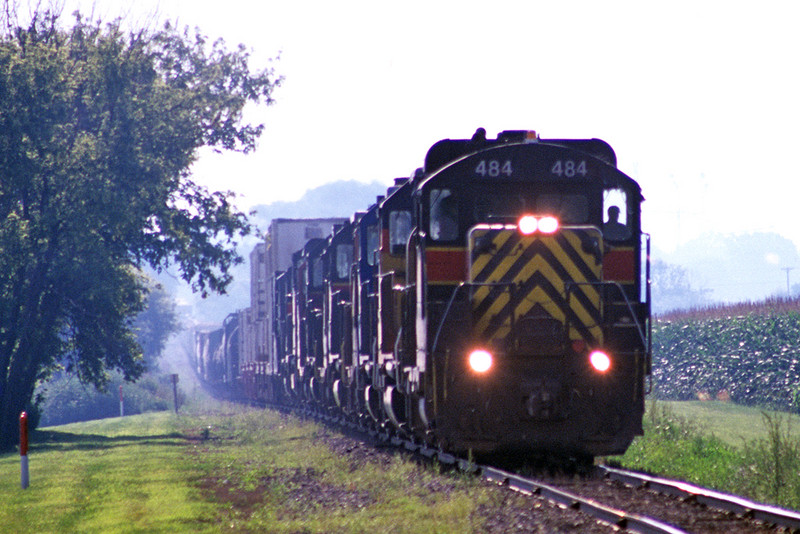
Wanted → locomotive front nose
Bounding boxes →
[468,349,493,373]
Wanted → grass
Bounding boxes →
[0,399,508,533]
[6,394,800,531]
[0,411,215,533]
[181,406,491,532]
[657,399,800,448]
[607,399,800,511]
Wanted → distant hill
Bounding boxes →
[163,180,387,325]
[654,232,800,308]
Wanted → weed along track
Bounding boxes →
[284,404,796,533]
[184,406,618,532]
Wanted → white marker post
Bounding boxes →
[20,411,29,489]
[119,384,124,417]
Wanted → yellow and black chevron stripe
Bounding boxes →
[469,226,604,347]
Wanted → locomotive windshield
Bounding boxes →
[536,194,588,223]
[472,190,589,224]
[336,245,352,279]
[389,210,412,253]
[430,189,458,241]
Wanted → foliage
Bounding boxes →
[134,281,182,371]
[739,412,800,505]
[37,371,182,427]
[651,259,711,314]
[657,295,800,322]
[651,298,800,412]
[610,401,800,511]
[618,402,740,489]
[0,5,279,449]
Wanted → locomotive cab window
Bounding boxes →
[389,210,412,254]
[603,188,632,241]
[336,245,352,279]
[473,193,526,221]
[430,189,458,241]
[537,194,588,223]
[366,226,379,266]
[311,258,324,288]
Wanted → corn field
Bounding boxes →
[651,297,800,412]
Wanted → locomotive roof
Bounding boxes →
[419,129,641,199]
[424,129,617,175]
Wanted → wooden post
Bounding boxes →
[119,384,124,417]
[171,374,179,413]
[20,411,29,489]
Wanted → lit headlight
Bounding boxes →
[468,349,493,373]
[517,215,559,235]
[518,215,538,235]
[589,350,612,373]
[537,216,559,234]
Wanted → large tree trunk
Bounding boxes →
[0,251,58,450]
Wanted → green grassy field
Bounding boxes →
[2,398,798,532]
[0,403,506,533]
[608,399,800,510]
[0,411,216,533]
[658,399,800,448]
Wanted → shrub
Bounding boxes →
[37,372,183,427]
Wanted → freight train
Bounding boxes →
[193,129,651,461]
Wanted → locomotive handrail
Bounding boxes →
[430,280,516,360]
[643,233,653,393]
[565,280,650,357]
[430,282,470,361]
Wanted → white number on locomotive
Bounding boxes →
[550,160,587,178]
[474,159,513,177]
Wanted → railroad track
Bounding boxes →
[480,463,800,533]
[598,466,800,532]
[293,406,800,532]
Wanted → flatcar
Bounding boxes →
[198,129,651,460]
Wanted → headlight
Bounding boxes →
[537,216,559,234]
[518,215,538,235]
[468,349,493,373]
[589,350,611,373]
[517,215,560,235]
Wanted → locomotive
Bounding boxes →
[194,129,651,460]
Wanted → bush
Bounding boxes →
[37,372,184,427]
[739,412,800,507]
[611,403,800,510]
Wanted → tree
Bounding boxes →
[0,6,280,448]
[651,259,711,315]
[133,280,182,372]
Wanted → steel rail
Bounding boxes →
[302,408,692,532]
[480,465,688,534]
[600,465,800,531]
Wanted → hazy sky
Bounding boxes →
[54,0,800,258]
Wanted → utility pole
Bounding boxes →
[782,267,795,295]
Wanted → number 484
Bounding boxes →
[474,159,513,177]
[550,160,587,177]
